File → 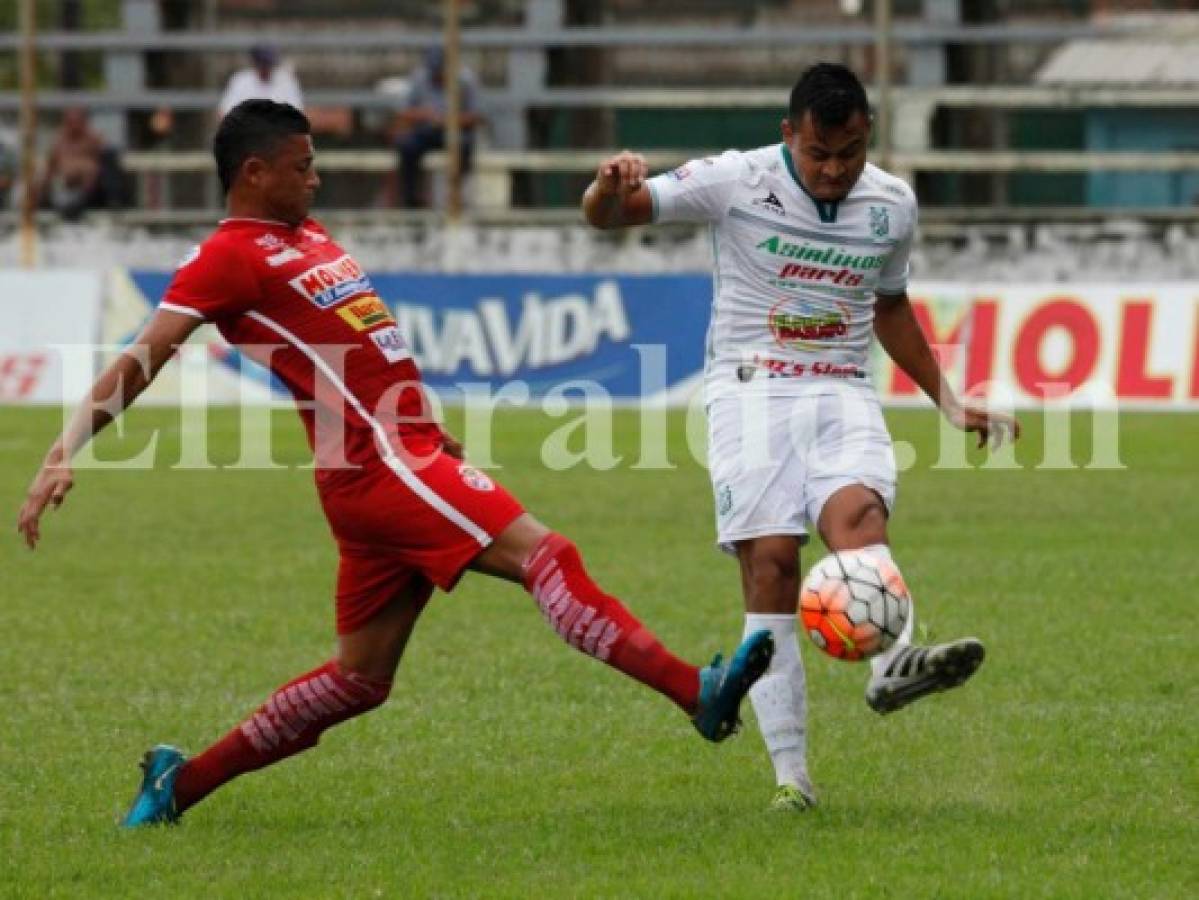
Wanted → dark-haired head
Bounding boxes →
[213,100,317,226]
[788,62,870,130]
[781,63,871,202]
[213,99,311,193]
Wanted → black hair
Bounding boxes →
[213,99,310,193]
[788,63,870,128]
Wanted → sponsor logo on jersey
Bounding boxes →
[869,205,890,238]
[753,191,786,215]
[756,235,887,270]
[770,311,848,342]
[669,164,691,181]
[751,354,867,380]
[288,254,373,308]
[266,246,305,267]
[336,295,395,331]
[768,299,852,350]
[255,234,286,250]
[368,325,411,363]
[774,263,864,287]
[458,464,495,492]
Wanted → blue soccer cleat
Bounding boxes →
[120,744,186,828]
[692,629,775,742]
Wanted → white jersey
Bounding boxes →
[647,145,917,401]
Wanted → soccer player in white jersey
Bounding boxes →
[581,63,1020,811]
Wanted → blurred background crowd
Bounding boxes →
[2,0,1199,276]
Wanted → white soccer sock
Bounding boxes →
[745,613,809,788]
[863,543,917,680]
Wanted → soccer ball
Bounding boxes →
[799,550,910,661]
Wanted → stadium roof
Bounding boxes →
[1037,37,1199,86]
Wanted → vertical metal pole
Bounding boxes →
[444,0,463,222]
[874,0,894,171]
[19,0,38,267]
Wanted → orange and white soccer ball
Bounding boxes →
[800,549,911,661]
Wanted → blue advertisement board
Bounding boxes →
[130,271,712,400]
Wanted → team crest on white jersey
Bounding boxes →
[869,205,890,238]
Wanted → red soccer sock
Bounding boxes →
[522,533,700,713]
[172,660,391,813]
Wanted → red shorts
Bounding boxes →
[318,440,524,635]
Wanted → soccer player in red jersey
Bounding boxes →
[15,100,774,827]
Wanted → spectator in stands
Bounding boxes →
[394,47,481,208]
[38,107,127,220]
[218,44,304,117]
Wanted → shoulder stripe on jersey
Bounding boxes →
[159,301,206,319]
[728,206,897,249]
[243,310,493,548]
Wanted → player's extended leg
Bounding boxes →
[735,535,816,811]
[471,513,773,742]
[817,484,985,715]
[121,585,426,827]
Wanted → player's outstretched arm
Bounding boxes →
[873,291,1020,450]
[581,151,654,230]
[16,308,202,549]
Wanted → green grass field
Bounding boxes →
[1,406,1196,898]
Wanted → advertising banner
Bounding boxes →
[115,271,1199,410]
[0,271,102,404]
[878,283,1199,410]
[124,271,712,405]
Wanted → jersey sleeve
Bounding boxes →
[646,151,744,224]
[876,185,919,295]
[160,238,261,321]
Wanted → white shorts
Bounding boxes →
[707,386,897,553]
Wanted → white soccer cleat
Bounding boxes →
[865,638,985,715]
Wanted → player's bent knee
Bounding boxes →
[331,663,393,711]
[823,500,888,549]
[754,550,799,585]
[472,514,551,583]
[739,539,799,574]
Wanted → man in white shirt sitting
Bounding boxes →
[219,44,304,118]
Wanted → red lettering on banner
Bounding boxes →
[1013,298,1100,397]
[0,353,48,399]
[890,299,997,395]
[1191,303,1199,399]
[1116,301,1173,399]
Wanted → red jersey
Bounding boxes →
[161,217,441,471]
[161,217,525,633]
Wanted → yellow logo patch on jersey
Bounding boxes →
[336,296,395,332]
